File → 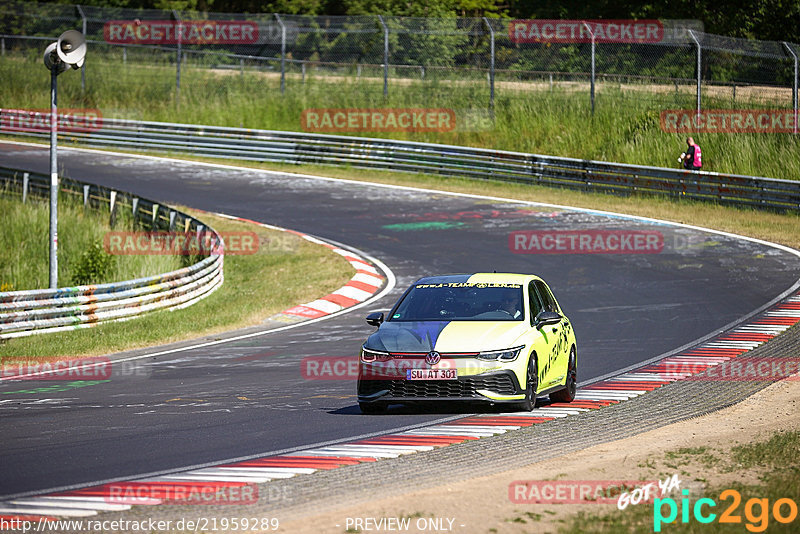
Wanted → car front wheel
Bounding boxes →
[516,355,538,411]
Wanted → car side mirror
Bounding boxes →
[535,311,561,329]
[366,312,384,327]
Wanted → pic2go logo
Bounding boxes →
[654,489,798,532]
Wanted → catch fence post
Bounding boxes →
[275,14,286,94]
[76,5,87,92]
[378,15,388,99]
[483,17,495,110]
[689,30,702,116]
[783,42,798,135]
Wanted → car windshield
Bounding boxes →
[390,282,524,321]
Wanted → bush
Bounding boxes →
[71,239,114,286]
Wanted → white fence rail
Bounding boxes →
[0,166,224,338]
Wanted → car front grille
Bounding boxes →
[360,374,518,398]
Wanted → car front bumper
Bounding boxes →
[357,369,526,404]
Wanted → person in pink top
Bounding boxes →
[678,137,702,170]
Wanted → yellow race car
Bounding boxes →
[358,273,577,414]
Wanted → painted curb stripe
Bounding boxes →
[5,290,799,522]
[202,212,385,320]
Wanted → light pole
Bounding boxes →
[43,30,86,288]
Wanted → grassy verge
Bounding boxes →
[558,431,800,533]
[1,55,798,180]
[0,194,180,291]
[0,208,354,361]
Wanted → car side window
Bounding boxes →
[534,281,560,314]
[528,281,544,325]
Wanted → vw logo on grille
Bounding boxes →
[425,351,441,365]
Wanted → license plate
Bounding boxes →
[406,368,458,380]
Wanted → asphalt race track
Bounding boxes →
[2,142,799,499]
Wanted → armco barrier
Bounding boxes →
[1,113,797,211]
[0,166,224,338]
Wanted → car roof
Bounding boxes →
[413,273,542,285]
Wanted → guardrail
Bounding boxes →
[0,166,224,339]
[1,113,799,211]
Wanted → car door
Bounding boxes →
[532,280,567,388]
[528,280,557,388]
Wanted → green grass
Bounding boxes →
[1,53,798,180]
[0,209,354,361]
[558,431,800,533]
[0,194,179,291]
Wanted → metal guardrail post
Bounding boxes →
[483,18,495,110]
[172,10,182,98]
[784,42,798,135]
[132,196,139,226]
[378,15,388,99]
[2,37,5,56]
[689,30,701,116]
[76,5,86,92]
[275,14,286,94]
[109,190,117,226]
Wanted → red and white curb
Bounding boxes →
[210,212,385,320]
[280,236,384,320]
[2,292,798,521]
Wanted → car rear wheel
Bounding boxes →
[550,347,577,403]
[360,402,388,414]
[516,356,538,411]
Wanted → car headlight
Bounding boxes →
[361,347,391,362]
[477,346,525,362]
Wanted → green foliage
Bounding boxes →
[0,194,181,291]
[626,109,662,144]
[9,0,798,41]
[731,431,800,471]
[1,52,797,181]
[71,239,114,286]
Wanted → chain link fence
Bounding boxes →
[1,2,798,123]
